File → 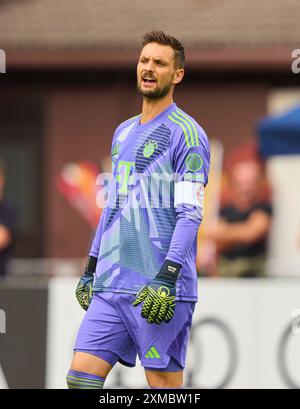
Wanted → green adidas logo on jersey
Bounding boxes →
[145,346,161,359]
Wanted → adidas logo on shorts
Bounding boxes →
[145,346,161,359]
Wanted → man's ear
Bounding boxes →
[173,68,185,85]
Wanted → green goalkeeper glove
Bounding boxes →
[132,260,182,325]
[75,256,97,311]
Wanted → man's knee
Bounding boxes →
[67,351,115,389]
[70,351,113,379]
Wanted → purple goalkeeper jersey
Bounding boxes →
[90,102,210,301]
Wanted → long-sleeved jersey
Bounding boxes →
[90,102,210,301]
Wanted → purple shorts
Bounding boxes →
[74,291,196,371]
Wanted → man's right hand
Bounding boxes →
[75,256,97,311]
[75,276,94,311]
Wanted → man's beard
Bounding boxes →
[137,79,172,99]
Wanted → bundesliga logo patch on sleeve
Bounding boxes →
[185,153,203,172]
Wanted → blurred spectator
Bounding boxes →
[205,148,272,277]
[0,160,17,276]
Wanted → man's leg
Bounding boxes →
[66,351,114,389]
[144,355,184,388]
[133,301,196,390]
[71,351,113,378]
[145,370,183,388]
[67,292,136,389]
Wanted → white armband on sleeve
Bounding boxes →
[174,181,204,209]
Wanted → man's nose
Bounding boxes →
[145,60,155,71]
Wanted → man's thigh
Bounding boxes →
[74,292,137,368]
[71,351,113,378]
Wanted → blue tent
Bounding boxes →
[257,104,300,157]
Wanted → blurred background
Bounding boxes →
[0,0,300,389]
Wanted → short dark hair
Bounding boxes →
[142,30,185,69]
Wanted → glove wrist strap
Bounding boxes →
[84,256,97,276]
[155,259,182,286]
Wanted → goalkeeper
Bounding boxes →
[67,30,210,390]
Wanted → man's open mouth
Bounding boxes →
[142,76,157,85]
[142,78,156,84]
